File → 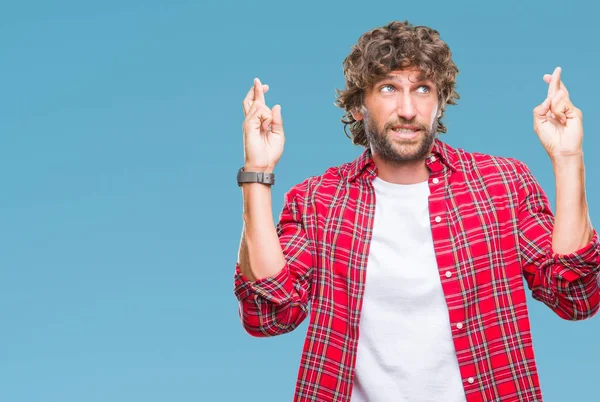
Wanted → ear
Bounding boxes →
[351,109,364,121]
[435,106,443,118]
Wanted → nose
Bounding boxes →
[396,93,416,121]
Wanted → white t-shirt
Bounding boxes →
[351,177,466,402]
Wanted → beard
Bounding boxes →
[364,113,438,164]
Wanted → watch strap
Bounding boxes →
[237,167,275,186]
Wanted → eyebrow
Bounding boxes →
[383,74,432,83]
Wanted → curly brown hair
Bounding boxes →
[335,21,460,147]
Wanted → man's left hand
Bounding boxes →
[533,67,584,158]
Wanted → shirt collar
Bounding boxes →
[345,138,459,183]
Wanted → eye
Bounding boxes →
[379,84,395,93]
[416,85,431,93]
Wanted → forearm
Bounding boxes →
[551,153,593,254]
[238,182,286,282]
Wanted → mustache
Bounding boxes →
[384,118,428,131]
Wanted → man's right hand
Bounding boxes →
[242,78,285,172]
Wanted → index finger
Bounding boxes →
[548,66,561,97]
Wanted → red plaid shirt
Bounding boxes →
[234,139,600,402]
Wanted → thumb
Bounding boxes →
[533,96,551,118]
[271,105,284,134]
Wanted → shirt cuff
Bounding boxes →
[233,263,294,305]
[552,229,600,281]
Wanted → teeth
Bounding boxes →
[393,128,417,133]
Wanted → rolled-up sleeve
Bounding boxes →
[233,185,314,336]
[517,161,600,320]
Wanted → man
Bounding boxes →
[233,21,599,402]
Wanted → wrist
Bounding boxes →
[243,165,276,173]
[550,151,584,169]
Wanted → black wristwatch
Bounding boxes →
[237,167,276,187]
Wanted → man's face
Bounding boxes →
[353,68,440,164]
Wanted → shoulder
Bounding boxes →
[452,145,531,179]
[286,162,350,202]
[446,145,544,201]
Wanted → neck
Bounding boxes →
[372,155,430,184]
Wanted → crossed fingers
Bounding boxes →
[541,67,573,124]
[243,78,269,116]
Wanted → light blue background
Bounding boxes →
[1,1,598,401]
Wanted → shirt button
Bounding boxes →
[435,216,442,223]
[467,377,475,384]
[456,322,464,329]
[445,271,452,278]
[432,178,439,184]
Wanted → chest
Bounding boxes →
[305,170,523,324]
